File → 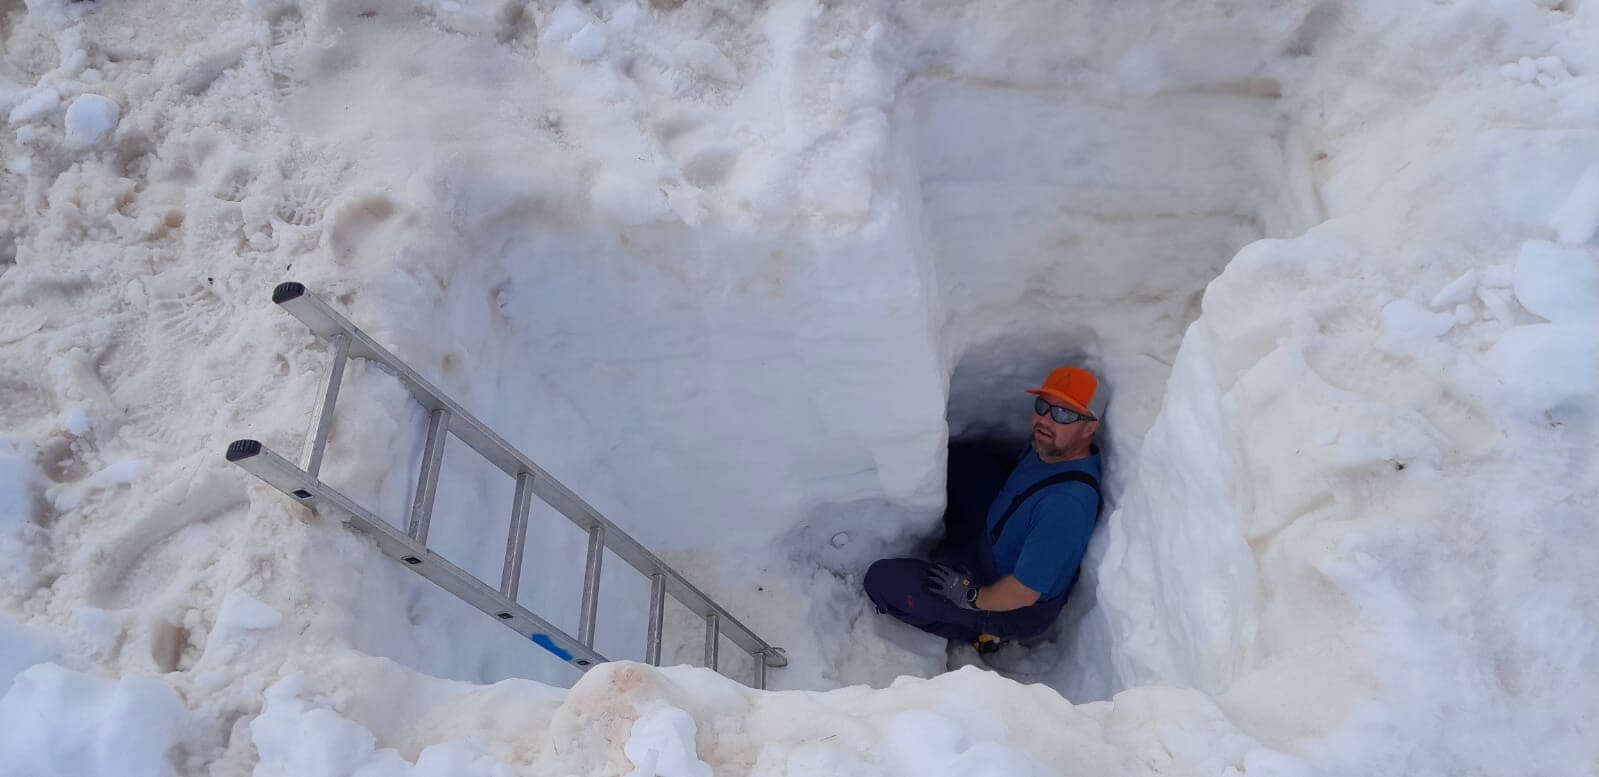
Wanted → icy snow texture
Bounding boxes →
[0,0,1596,775]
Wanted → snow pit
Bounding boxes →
[0,1,1595,776]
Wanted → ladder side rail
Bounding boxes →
[271,283,786,667]
[225,440,606,669]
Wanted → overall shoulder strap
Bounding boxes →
[988,470,1101,543]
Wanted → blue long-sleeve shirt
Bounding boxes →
[984,450,1101,599]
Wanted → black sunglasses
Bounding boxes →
[1034,397,1093,425]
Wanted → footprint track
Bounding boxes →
[276,180,330,228]
[266,7,305,98]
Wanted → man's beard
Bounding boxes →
[1032,433,1070,460]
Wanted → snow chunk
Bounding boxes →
[1381,299,1456,338]
[1476,287,1516,323]
[544,4,606,62]
[1548,166,1598,245]
[1534,56,1571,80]
[64,94,120,149]
[623,704,711,777]
[7,88,60,124]
[0,663,188,777]
[1485,324,1598,413]
[216,590,282,631]
[568,23,607,61]
[252,675,380,777]
[1429,269,1478,309]
[1513,240,1599,322]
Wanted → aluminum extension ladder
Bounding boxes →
[225,282,787,687]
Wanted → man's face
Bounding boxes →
[1031,399,1099,459]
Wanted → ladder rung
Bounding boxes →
[500,472,533,599]
[302,332,349,478]
[407,407,449,544]
[704,613,719,670]
[578,525,605,647]
[645,572,665,666]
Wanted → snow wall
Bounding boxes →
[0,0,1596,776]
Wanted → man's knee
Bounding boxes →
[864,558,923,613]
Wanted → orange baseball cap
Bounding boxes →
[1027,366,1106,420]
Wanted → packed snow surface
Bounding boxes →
[1,0,1596,775]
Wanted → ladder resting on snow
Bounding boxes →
[224,282,787,687]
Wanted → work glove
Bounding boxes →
[924,564,979,610]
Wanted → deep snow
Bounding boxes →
[1,0,1596,775]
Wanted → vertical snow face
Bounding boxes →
[1061,4,1599,773]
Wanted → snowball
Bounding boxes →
[0,663,188,777]
[623,704,711,777]
[568,23,607,61]
[4,156,27,175]
[1381,299,1456,339]
[1548,166,1598,245]
[7,88,60,124]
[830,531,851,548]
[215,590,283,631]
[1429,269,1477,309]
[64,94,120,149]
[1454,304,1475,325]
[1512,240,1599,322]
[1485,324,1599,413]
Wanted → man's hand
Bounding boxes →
[924,564,979,610]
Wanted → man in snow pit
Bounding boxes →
[865,366,1104,659]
